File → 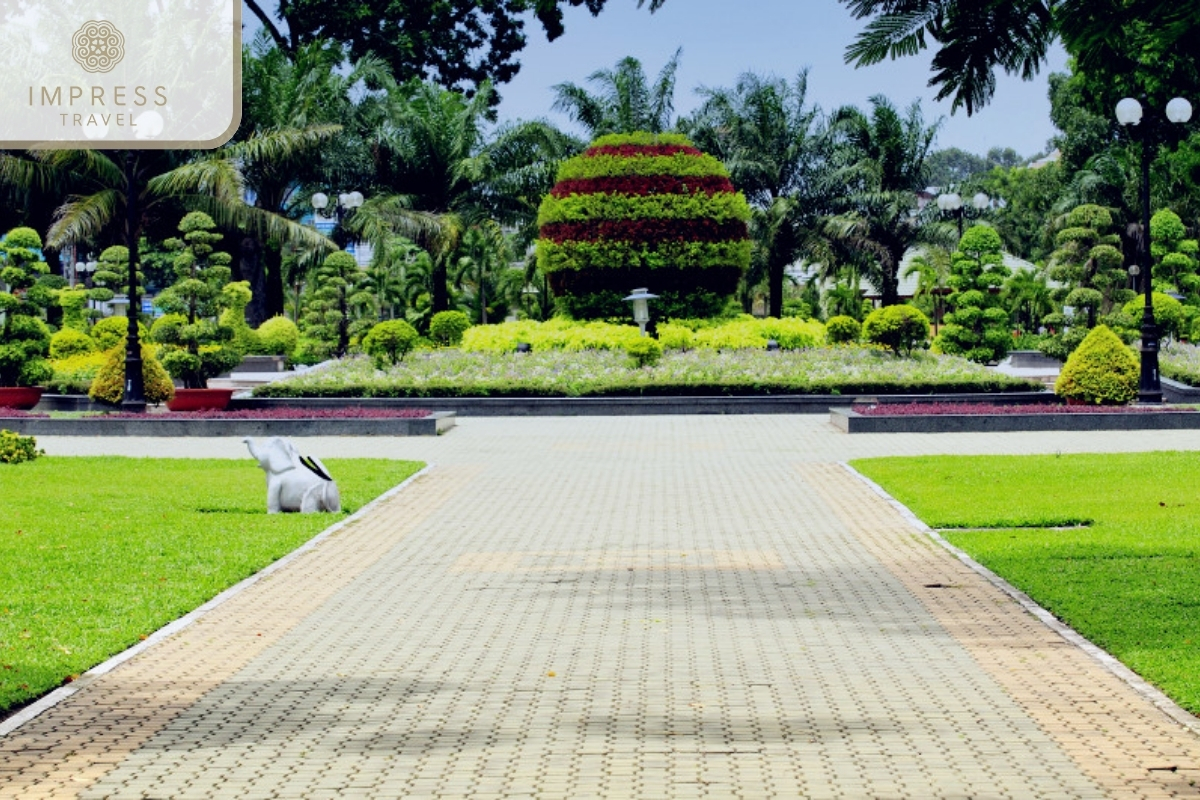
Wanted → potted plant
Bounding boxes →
[150,212,246,410]
[0,227,55,409]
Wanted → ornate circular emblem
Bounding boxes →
[71,20,125,74]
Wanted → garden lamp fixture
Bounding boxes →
[623,287,658,336]
[311,190,365,248]
[936,190,990,237]
[1117,95,1194,403]
[74,256,98,288]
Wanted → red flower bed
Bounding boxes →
[0,407,49,418]
[856,402,1194,416]
[92,407,433,420]
[541,218,749,245]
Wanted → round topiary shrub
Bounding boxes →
[1054,324,1138,404]
[362,319,419,368]
[825,315,862,344]
[91,316,147,350]
[537,132,752,320]
[862,305,930,356]
[88,345,175,406]
[254,316,300,356]
[0,429,43,464]
[429,310,471,347]
[1122,292,1185,340]
[49,328,96,360]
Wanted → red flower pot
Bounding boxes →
[166,388,235,412]
[0,386,45,411]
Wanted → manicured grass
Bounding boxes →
[852,452,1200,713]
[0,457,422,715]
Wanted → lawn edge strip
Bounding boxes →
[0,463,434,738]
[839,460,1200,736]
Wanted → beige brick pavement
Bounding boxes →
[1,416,1199,798]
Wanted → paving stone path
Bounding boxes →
[3,417,1200,798]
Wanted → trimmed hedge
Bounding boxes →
[537,132,751,319]
[1054,325,1138,404]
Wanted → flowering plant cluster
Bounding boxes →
[1161,341,1200,387]
[253,346,1039,399]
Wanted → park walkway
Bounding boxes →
[3,416,1200,798]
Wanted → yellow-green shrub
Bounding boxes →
[0,430,43,464]
[88,345,175,405]
[254,316,300,356]
[657,322,694,350]
[47,351,108,394]
[49,328,96,359]
[624,336,664,368]
[825,315,862,344]
[1054,324,1138,404]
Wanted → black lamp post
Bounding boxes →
[121,151,146,413]
[1115,96,1194,404]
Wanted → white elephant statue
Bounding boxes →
[243,436,341,513]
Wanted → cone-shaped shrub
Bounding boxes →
[1054,324,1138,405]
[537,132,751,319]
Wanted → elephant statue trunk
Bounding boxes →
[244,436,341,513]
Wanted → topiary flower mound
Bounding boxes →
[537,132,751,319]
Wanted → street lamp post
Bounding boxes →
[936,191,991,238]
[1115,95,1193,404]
[311,190,364,248]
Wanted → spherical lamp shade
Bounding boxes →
[937,193,962,212]
[311,192,329,210]
[1115,97,1143,126]
[347,191,365,208]
[972,192,990,210]
[337,193,351,208]
[1167,97,1193,125]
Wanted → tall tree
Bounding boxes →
[840,0,1199,116]
[551,50,683,138]
[823,96,948,305]
[244,0,666,96]
[683,71,833,317]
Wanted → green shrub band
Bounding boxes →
[539,191,750,224]
[539,239,752,274]
[550,175,734,198]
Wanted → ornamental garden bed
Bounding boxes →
[250,347,1041,401]
[832,401,1200,433]
[0,407,454,437]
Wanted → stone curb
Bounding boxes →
[830,406,1200,433]
[0,412,455,437]
[232,391,1054,417]
[841,461,1200,736]
[0,464,435,738]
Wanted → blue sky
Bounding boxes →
[496,0,1069,158]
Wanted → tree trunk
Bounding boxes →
[239,236,268,327]
[768,256,784,318]
[121,151,146,411]
[431,258,449,315]
[264,243,285,320]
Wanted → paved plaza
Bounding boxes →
[3,416,1200,798]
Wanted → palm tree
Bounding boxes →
[823,96,948,305]
[355,80,578,317]
[903,246,953,333]
[1003,267,1054,331]
[551,50,682,137]
[683,70,833,316]
[233,33,385,323]
[452,222,521,324]
[2,143,332,405]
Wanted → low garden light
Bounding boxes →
[623,287,658,336]
[1116,94,1194,403]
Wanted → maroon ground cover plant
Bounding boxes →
[857,402,1195,416]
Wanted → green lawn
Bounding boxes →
[0,457,423,715]
[852,451,1200,714]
